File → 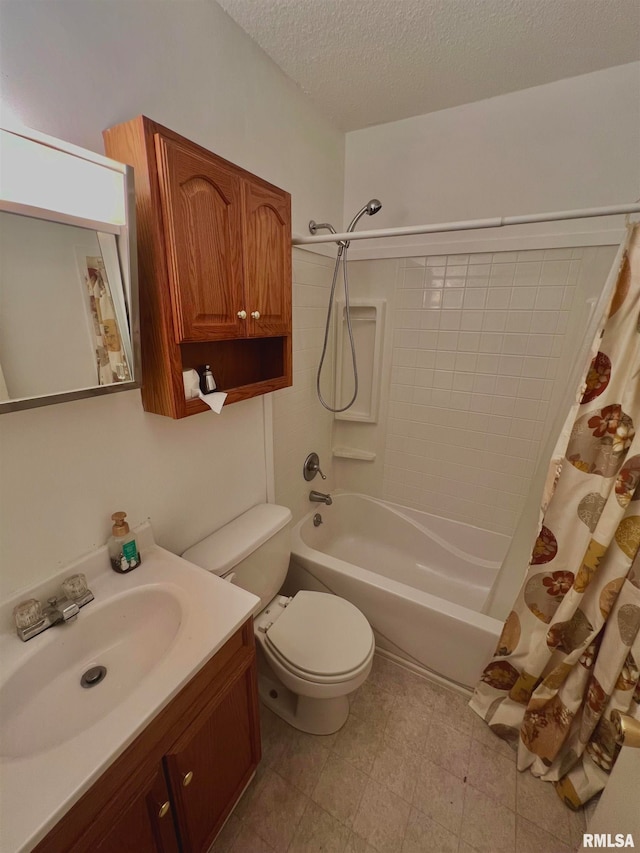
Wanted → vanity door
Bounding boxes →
[163,657,261,852]
[94,766,179,853]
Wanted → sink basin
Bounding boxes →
[0,586,182,758]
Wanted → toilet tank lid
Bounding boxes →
[181,503,292,576]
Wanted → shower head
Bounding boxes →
[346,198,382,234]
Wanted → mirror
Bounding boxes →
[0,126,139,413]
[0,214,133,400]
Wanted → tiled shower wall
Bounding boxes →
[272,248,336,521]
[336,246,616,535]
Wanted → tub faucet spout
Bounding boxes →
[309,490,332,506]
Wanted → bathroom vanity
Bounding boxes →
[0,525,261,853]
[33,621,259,853]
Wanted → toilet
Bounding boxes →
[182,503,374,735]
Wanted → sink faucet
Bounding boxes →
[13,575,94,641]
[309,490,332,506]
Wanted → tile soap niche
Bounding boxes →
[335,299,385,423]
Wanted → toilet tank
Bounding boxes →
[181,504,292,612]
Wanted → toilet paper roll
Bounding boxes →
[182,369,200,400]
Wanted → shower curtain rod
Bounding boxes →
[292,202,640,245]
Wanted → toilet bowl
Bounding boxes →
[182,503,374,734]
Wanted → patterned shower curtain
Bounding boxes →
[470,224,640,808]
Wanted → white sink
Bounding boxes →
[0,586,182,758]
[0,521,259,853]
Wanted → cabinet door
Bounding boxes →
[93,766,179,853]
[155,135,246,342]
[243,179,291,337]
[164,662,260,853]
[33,764,179,853]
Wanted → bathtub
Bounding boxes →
[289,493,509,689]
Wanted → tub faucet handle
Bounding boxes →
[303,452,326,481]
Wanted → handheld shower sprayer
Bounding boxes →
[309,199,381,249]
[345,198,382,240]
[310,199,382,413]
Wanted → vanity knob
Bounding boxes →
[182,770,194,787]
[237,310,247,320]
[251,310,260,320]
[158,801,171,818]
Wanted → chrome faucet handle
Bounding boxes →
[303,452,326,481]
[58,599,80,622]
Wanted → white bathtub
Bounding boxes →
[289,493,509,689]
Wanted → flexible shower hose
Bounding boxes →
[316,244,359,413]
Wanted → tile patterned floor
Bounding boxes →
[212,655,587,853]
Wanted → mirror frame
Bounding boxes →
[0,126,140,414]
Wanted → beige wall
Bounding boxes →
[0,0,344,599]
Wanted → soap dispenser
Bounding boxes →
[108,511,142,573]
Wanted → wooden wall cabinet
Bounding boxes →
[34,622,261,853]
[103,116,292,418]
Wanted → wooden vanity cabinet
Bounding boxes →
[33,621,261,853]
[103,116,292,418]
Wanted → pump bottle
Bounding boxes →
[108,511,142,573]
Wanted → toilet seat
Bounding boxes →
[263,591,374,682]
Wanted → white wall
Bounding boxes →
[344,63,640,257]
[0,0,344,599]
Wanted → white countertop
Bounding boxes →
[0,522,259,853]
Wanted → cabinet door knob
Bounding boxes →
[182,770,194,787]
[158,801,171,818]
[237,310,247,320]
[251,311,260,320]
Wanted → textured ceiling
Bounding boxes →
[214,0,640,130]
